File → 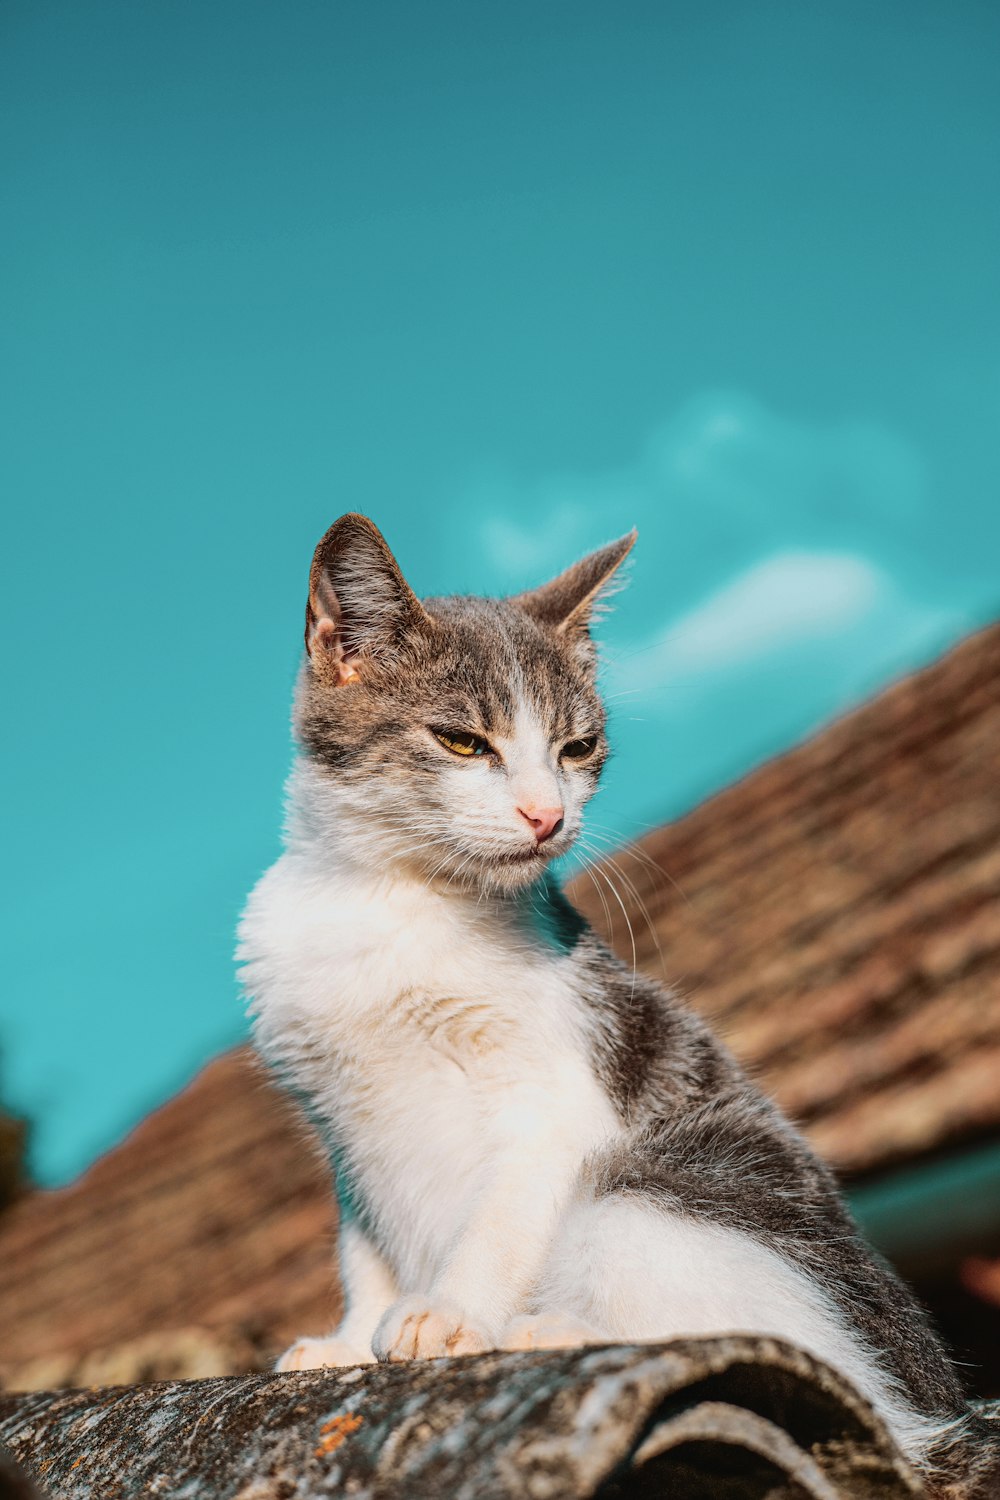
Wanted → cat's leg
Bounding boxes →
[276,1219,399,1372]
[528,1190,940,1467]
[373,1085,588,1362]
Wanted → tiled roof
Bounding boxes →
[0,1051,337,1378]
[571,620,1000,1179]
[1,622,996,1384]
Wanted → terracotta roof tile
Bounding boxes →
[569,621,1000,1179]
[0,1051,340,1375]
[1,621,997,1382]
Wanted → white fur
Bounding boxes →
[239,756,941,1465]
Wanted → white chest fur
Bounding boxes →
[238,851,618,1289]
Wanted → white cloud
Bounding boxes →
[636,551,884,677]
[612,548,965,717]
[473,388,932,596]
[643,392,929,529]
[468,393,972,776]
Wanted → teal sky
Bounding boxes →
[2,1,998,1185]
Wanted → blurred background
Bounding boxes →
[2,0,999,1397]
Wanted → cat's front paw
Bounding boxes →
[276,1334,374,1372]
[372,1295,489,1362]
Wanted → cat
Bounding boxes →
[238,512,991,1485]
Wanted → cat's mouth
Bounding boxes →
[493,843,559,867]
[465,843,554,891]
[426,837,568,890]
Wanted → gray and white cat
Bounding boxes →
[239,514,987,1484]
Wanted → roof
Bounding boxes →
[0,1051,338,1381]
[571,620,1000,1179]
[1,621,997,1389]
[3,1335,978,1499]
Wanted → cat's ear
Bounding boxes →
[306,514,428,684]
[513,530,636,664]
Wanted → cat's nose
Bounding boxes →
[518,805,564,844]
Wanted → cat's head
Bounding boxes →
[293,513,634,892]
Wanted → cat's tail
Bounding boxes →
[923,1403,1000,1499]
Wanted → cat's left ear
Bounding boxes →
[513,530,636,665]
[306,513,430,684]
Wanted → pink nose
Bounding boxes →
[518,805,564,844]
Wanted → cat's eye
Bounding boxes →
[431,727,492,758]
[561,735,598,761]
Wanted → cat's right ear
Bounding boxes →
[306,514,428,684]
[513,530,636,667]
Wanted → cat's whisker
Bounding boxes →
[596,856,666,979]
[579,852,638,1007]
[573,832,667,976]
[577,857,615,940]
[584,820,692,911]
[578,832,666,915]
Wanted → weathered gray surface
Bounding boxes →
[0,1335,927,1499]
